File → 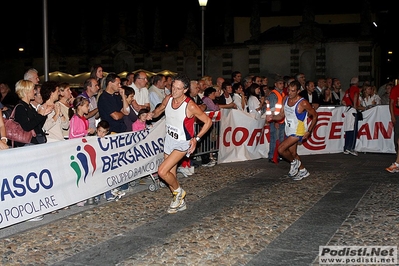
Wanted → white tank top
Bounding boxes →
[165,96,195,141]
[284,97,307,137]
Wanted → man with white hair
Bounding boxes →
[24,68,40,85]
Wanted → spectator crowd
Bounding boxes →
[1,66,397,217]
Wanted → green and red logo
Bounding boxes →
[70,138,97,187]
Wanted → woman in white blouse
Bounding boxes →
[361,84,381,109]
[246,83,264,118]
[232,83,247,111]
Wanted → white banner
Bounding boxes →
[354,105,394,153]
[218,109,269,163]
[0,120,165,228]
[0,106,395,228]
[219,105,395,164]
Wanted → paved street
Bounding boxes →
[1,152,398,265]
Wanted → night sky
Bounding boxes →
[0,0,395,58]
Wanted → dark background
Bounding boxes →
[0,0,396,81]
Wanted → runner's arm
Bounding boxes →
[148,95,170,120]
[301,100,318,140]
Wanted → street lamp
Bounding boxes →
[198,0,208,77]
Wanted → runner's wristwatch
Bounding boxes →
[195,136,201,142]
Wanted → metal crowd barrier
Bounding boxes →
[192,111,221,157]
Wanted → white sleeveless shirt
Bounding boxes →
[284,97,307,137]
[165,96,195,141]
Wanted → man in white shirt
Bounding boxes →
[129,71,150,113]
[79,78,100,130]
[148,74,166,111]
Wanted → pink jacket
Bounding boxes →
[69,114,89,139]
[132,120,146,132]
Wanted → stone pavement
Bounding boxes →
[1,152,399,266]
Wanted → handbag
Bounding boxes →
[356,110,363,121]
[4,104,36,146]
[350,109,363,121]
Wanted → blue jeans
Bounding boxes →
[119,183,129,191]
[268,122,285,159]
[104,190,114,200]
[104,184,129,199]
[344,114,359,151]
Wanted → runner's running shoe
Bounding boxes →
[288,159,301,177]
[168,189,186,213]
[386,162,399,173]
[292,168,310,181]
[167,199,187,214]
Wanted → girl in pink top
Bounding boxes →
[70,96,96,207]
[132,108,149,132]
[69,96,96,139]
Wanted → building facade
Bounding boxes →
[0,5,380,88]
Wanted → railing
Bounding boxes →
[192,111,221,157]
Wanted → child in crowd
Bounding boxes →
[98,120,127,201]
[69,96,96,207]
[132,108,153,185]
[132,108,150,131]
[69,96,96,139]
[96,119,109,138]
[95,120,122,202]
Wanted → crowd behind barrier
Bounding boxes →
[0,105,394,228]
[0,120,165,228]
[193,105,395,162]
